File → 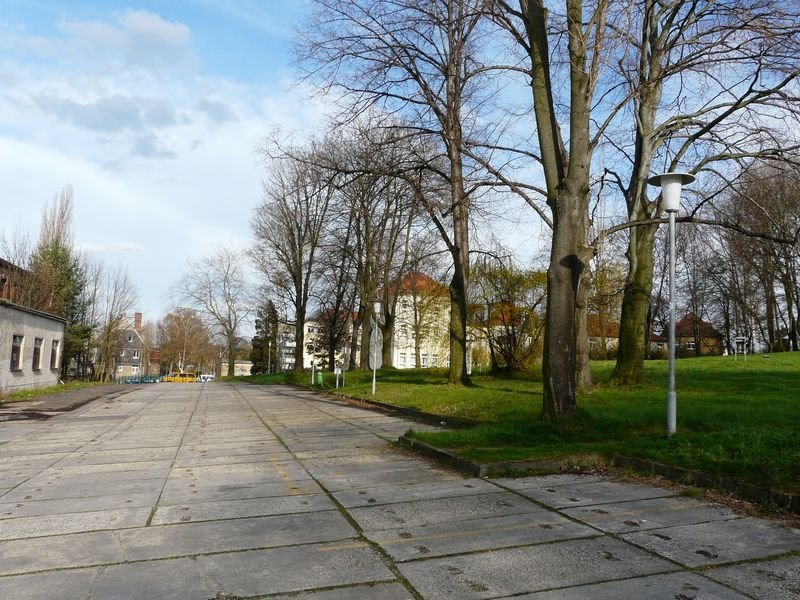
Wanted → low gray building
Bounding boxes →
[0,300,66,393]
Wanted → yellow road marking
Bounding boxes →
[267,455,299,496]
[317,542,370,552]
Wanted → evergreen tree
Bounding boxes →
[250,299,279,374]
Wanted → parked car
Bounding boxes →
[163,372,198,383]
[199,374,215,383]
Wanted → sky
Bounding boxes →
[0,0,544,326]
[0,1,335,322]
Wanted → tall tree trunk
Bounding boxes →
[448,249,470,384]
[542,199,585,420]
[576,211,592,391]
[611,223,658,383]
[381,312,394,367]
[294,304,306,373]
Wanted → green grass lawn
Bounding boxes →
[246,353,800,494]
[0,380,108,404]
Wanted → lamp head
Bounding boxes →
[372,298,382,315]
[648,172,695,213]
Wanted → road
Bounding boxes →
[0,383,797,599]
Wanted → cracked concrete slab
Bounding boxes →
[622,517,800,567]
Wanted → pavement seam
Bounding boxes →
[233,384,426,600]
[145,385,204,527]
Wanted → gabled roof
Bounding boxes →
[586,314,620,338]
[669,313,722,339]
[387,272,447,295]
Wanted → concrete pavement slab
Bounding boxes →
[197,543,396,597]
[158,479,324,504]
[0,490,160,519]
[507,572,750,599]
[314,466,463,492]
[1,476,166,501]
[56,446,177,465]
[0,567,100,600]
[333,478,499,508]
[495,474,606,489]
[561,496,740,533]
[43,459,174,475]
[510,478,676,509]
[365,511,599,561]
[398,537,677,599]
[622,517,800,567]
[90,557,214,600]
[120,510,356,561]
[151,492,336,524]
[705,555,800,600]
[347,491,545,530]
[0,506,151,540]
[0,529,124,575]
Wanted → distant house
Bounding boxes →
[587,314,619,358]
[114,312,158,380]
[0,300,65,393]
[667,313,724,356]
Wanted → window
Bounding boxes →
[50,340,60,369]
[117,366,124,372]
[399,353,407,367]
[421,353,429,367]
[32,338,42,370]
[133,349,140,359]
[127,335,133,342]
[10,335,23,370]
[120,349,125,357]
[686,341,696,350]
[132,366,139,375]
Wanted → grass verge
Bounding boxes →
[245,354,800,495]
[0,380,108,404]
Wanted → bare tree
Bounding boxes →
[602,0,800,383]
[297,0,498,385]
[177,248,252,377]
[252,153,333,372]
[158,308,214,373]
[94,265,139,382]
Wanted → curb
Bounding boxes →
[322,390,476,429]
[398,435,606,478]
[397,437,800,513]
[613,455,800,513]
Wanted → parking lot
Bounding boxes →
[0,383,797,599]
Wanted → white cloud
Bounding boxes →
[0,8,337,319]
[57,9,197,73]
[78,241,147,255]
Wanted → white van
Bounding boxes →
[198,374,215,383]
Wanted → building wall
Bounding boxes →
[391,295,449,369]
[0,302,65,393]
[220,360,253,377]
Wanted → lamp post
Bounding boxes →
[371,298,382,395]
[647,171,695,438]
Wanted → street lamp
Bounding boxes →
[648,171,695,438]
[371,297,382,395]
